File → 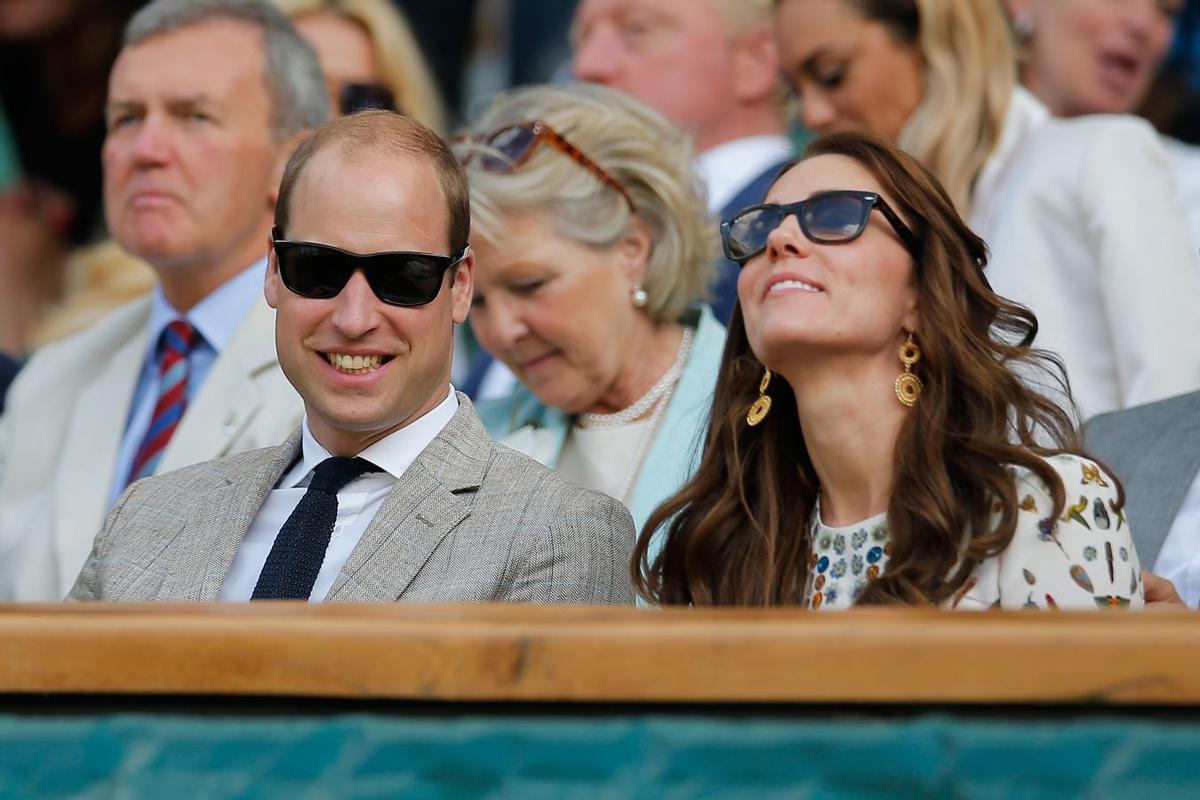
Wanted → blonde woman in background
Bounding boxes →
[458,83,724,549]
[276,0,445,133]
[773,0,1200,420]
[1002,0,1200,244]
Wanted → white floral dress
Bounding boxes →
[801,454,1144,610]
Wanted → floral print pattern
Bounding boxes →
[801,454,1144,611]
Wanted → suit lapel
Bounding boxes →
[159,431,302,601]
[159,299,279,473]
[53,302,150,592]
[327,397,491,601]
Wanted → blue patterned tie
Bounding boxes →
[251,457,380,600]
[125,319,196,487]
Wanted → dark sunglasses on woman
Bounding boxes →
[459,119,636,211]
[272,228,468,307]
[721,190,920,264]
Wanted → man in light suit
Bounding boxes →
[0,0,328,600]
[69,110,636,604]
[1085,390,1200,607]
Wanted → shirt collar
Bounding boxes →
[696,135,795,214]
[285,385,460,488]
[145,257,267,354]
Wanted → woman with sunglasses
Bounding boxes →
[637,130,1143,610]
[457,83,724,544]
[276,0,445,132]
[772,0,1200,421]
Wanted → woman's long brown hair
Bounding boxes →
[633,131,1106,607]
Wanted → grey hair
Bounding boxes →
[458,83,716,322]
[124,0,329,140]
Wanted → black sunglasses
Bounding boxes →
[721,190,921,264]
[272,228,468,307]
[338,82,396,115]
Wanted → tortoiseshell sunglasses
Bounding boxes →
[460,120,636,212]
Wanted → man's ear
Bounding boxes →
[730,24,780,106]
[450,248,475,325]
[264,230,281,309]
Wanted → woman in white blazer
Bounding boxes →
[773,0,1200,420]
[1002,0,1200,246]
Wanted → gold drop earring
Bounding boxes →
[747,369,772,426]
[894,333,922,408]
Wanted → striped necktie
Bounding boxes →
[124,319,197,487]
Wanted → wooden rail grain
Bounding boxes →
[2,603,1198,704]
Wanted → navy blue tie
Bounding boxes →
[251,457,379,600]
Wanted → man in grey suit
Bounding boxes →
[1086,390,1200,607]
[69,111,636,604]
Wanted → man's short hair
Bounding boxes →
[124,0,329,140]
[274,111,470,254]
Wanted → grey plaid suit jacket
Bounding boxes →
[1085,390,1200,567]
[68,395,635,604]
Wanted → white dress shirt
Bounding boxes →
[1152,469,1200,608]
[695,135,795,215]
[219,386,458,601]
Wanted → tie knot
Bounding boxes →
[162,319,197,355]
[309,456,379,495]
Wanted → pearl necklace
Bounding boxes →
[575,327,695,430]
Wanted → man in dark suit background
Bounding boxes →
[571,0,793,322]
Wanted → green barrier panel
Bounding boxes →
[3,712,1200,799]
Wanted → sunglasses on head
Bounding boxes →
[272,228,468,307]
[338,82,396,115]
[461,120,636,212]
[721,190,920,264]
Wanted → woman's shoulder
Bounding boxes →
[1006,453,1120,502]
[974,453,1143,610]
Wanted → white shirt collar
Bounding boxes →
[695,135,795,214]
[145,257,267,353]
[283,385,459,488]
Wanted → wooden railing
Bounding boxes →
[2,604,1198,704]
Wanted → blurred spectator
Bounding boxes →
[0,0,142,354]
[774,0,1200,420]
[0,0,328,601]
[571,0,793,322]
[459,83,723,542]
[277,0,447,133]
[1005,0,1200,243]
